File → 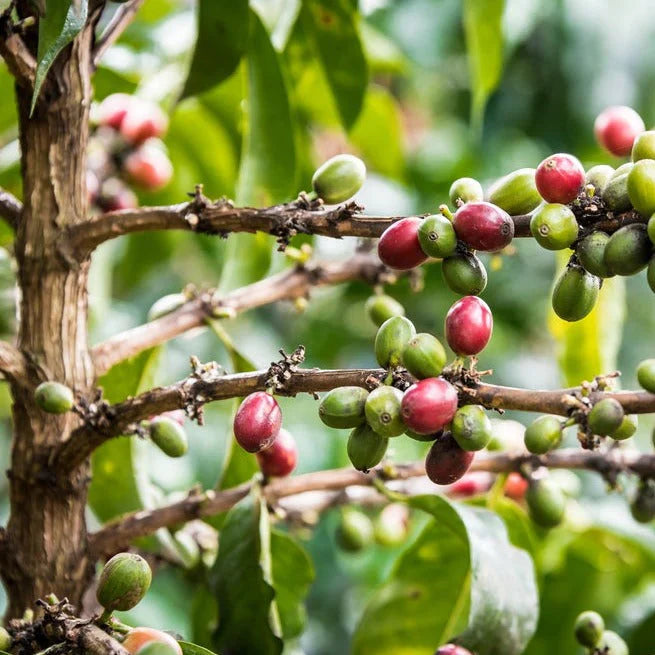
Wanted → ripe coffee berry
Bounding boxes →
[535,153,585,204]
[445,296,492,356]
[122,628,182,655]
[452,201,514,252]
[124,141,173,191]
[594,105,645,157]
[425,433,474,485]
[504,472,528,500]
[401,377,458,435]
[378,217,428,270]
[233,392,282,453]
[120,98,168,144]
[97,93,133,130]
[256,428,297,477]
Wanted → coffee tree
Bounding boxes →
[0,0,652,654]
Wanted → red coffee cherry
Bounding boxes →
[425,433,474,486]
[122,627,182,655]
[87,170,100,205]
[97,93,134,130]
[124,141,173,191]
[100,178,138,211]
[435,645,473,655]
[594,105,645,157]
[256,428,297,477]
[378,217,428,270]
[452,201,514,252]
[504,472,529,500]
[445,295,493,356]
[233,392,282,453]
[401,377,458,435]
[120,98,169,144]
[449,471,493,497]
[535,153,585,204]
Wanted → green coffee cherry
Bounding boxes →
[401,333,447,379]
[526,476,566,528]
[602,166,632,212]
[551,263,600,322]
[487,168,541,215]
[610,414,638,441]
[637,358,655,392]
[550,469,582,498]
[347,424,388,471]
[648,256,655,293]
[34,381,74,414]
[374,503,409,547]
[442,252,487,296]
[603,224,652,276]
[576,231,613,278]
[0,626,11,651]
[147,293,186,321]
[588,398,624,436]
[595,630,628,655]
[319,387,368,429]
[524,415,563,454]
[648,214,655,245]
[418,214,458,258]
[449,177,484,206]
[364,386,405,438]
[628,158,655,216]
[585,165,614,193]
[612,162,634,178]
[336,508,373,552]
[630,479,655,523]
[632,130,655,162]
[365,294,405,327]
[574,610,604,648]
[312,154,366,204]
[96,552,152,612]
[530,203,578,250]
[149,416,188,458]
[451,405,491,451]
[135,644,180,655]
[375,316,416,368]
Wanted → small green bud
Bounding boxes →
[312,154,366,204]
[588,398,624,436]
[401,333,447,379]
[442,252,487,296]
[487,168,541,215]
[319,387,368,429]
[574,610,604,648]
[149,416,188,458]
[449,177,483,206]
[365,294,405,327]
[551,263,600,322]
[524,415,562,454]
[418,214,458,258]
[530,203,578,250]
[34,381,74,414]
[96,552,152,612]
[374,316,416,369]
[364,385,405,438]
[451,405,492,451]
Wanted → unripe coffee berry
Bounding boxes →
[551,263,600,322]
[417,214,457,259]
[610,414,638,441]
[311,154,366,204]
[628,158,655,216]
[401,377,458,435]
[347,424,388,471]
[530,203,578,250]
[374,503,410,547]
[602,165,632,211]
[632,129,655,162]
[445,295,492,356]
[425,433,474,485]
[449,177,483,206]
[365,385,405,438]
[97,552,152,612]
[649,215,655,245]
[526,476,566,528]
[435,645,473,655]
[637,358,655,392]
[588,398,624,436]
[574,610,604,648]
[123,628,182,655]
[149,416,188,458]
[0,627,11,651]
[487,167,541,216]
[595,630,629,655]
[256,428,297,477]
[452,201,514,252]
[451,405,491,451]
[442,252,487,296]
[365,294,405,327]
[375,316,416,369]
[34,381,74,414]
[630,479,655,523]
[319,386,368,429]
[378,217,428,270]
[124,141,173,191]
[336,508,374,552]
[603,223,652,276]
[585,164,614,194]
[405,428,442,442]
[524,415,563,454]
[233,392,282,453]
[535,153,585,204]
[576,231,613,278]
[401,333,447,379]
[594,105,644,157]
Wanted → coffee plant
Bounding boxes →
[0,1,652,654]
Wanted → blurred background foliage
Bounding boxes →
[0,0,654,653]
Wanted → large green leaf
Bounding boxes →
[32,0,88,113]
[462,0,504,131]
[353,495,538,655]
[180,0,249,100]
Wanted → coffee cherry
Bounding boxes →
[594,105,645,157]
[628,158,655,216]
[365,385,405,437]
[135,643,180,655]
[526,476,566,528]
[311,154,366,204]
[504,472,529,500]
[147,293,187,321]
[365,294,405,327]
[449,471,493,497]
[233,392,282,453]
[449,177,484,206]
[97,553,152,613]
[425,433,474,485]
[487,418,527,452]
[124,141,173,191]
[603,224,652,275]
[632,129,655,162]
[445,295,492,357]
[34,381,74,414]
[87,170,100,205]
[347,424,388,471]
[401,377,458,435]
[97,93,134,130]
[256,428,297,477]
[535,153,585,203]
[595,630,629,655]
[602,165,633,212]
[405,428,442,442]
[401,333,447,379]
[100,178,138,211]
[378,217,428,270]
[123,627,182,655]
[551,263,600,322]
[585,164,614,194]
[574,610,605,648]
[649,256,655,293]
[530,203,578,250]
[435,644,473,655]
[0,627,10,651]
[336,508,373,552]
[524,415,563,454]
[588,398,624,436]
[637,358,655,392]
[610,414,638,441]
[452,201,514,252]
[576,231,613,278]
[375,316,416,369]
[451,405,491,451]
[487,167,541,215]
[374,503,410,547]
[417,214,457,258]
[630,479,655,523]
[442,252,487,296]
[149,416,188,458]
[319,387,368,429]
[120,99,168,144]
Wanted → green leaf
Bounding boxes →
[180,0,249,100]
[32,0,88,114]
[462,0,504,132]
[302,0,368,130]
[179,642,219,655]
[353,495,538,655]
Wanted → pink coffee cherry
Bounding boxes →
[86,170,100,205]
[401,377,458,435]
[120,98,169,144]
[100,178,138,211]
[594,105,645,157]
[378,217,428,270]
[233,392,282,453]
[124,140,173,191]
[535,153,585,204]
[448,471,493,497]
[425,434,474,486]
[256,428,298,477]
[445,296,493,356]
[452,201,514,251]
[96,93,134,130]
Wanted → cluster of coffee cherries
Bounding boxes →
[335,503,411,552]
[574,610,628,655]
[87,93,173,211]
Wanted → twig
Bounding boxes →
[92,0,145,68]
[0,31,36,88]
[0,187,22,228]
